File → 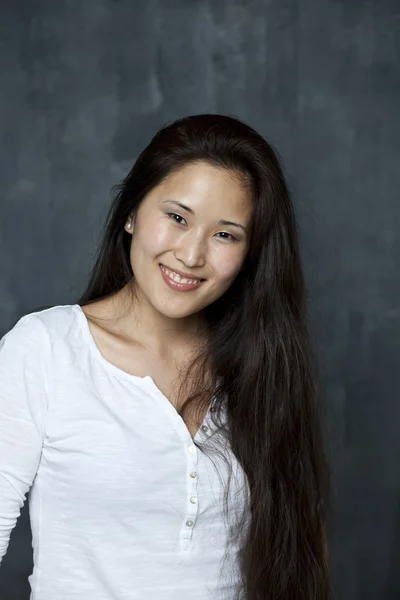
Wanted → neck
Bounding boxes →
[110,281,208,359]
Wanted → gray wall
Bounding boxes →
[0,0,399,598]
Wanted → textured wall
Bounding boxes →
[0,1,399,599]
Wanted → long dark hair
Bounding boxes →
[77,114,331,599]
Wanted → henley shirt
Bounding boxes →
[0,304,249,599]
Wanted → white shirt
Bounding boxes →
[0,304,249,599]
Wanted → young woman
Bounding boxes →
[0,114,331,599]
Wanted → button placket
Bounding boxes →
[179,410,214,552]
[181,417,212,546]
[179,442,199,551]
[187,443,199,516]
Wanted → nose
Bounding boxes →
[174,231,206,269]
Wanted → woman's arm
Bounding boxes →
[0,314,49,565]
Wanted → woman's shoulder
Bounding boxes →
[1,304,79,349]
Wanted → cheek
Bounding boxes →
[211,247,244,282]
[134,220,176,258]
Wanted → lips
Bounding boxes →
[159,264,205,292]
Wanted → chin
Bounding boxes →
[158,306,200,319]
[150,298,204,319]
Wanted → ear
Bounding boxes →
[124,214,135,234]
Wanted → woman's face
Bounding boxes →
[125,161,252,320]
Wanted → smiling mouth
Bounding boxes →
[160,264,205,285]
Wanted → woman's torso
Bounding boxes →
[4,304,249,600]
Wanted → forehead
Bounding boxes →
[147,161,252,220]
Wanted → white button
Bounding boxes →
[190,471,197,478]
[190,496,197,504]
[188,445,196,454]
[201,425,209,432]
[186,519,194,527]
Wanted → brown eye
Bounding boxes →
[216,232,237,241]
[167,212,187,225]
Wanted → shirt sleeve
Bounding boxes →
[0,313,50,566]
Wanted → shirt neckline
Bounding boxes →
[71,303,213,441]
[72,303,152,386]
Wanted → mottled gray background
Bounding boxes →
[0,0,399,598]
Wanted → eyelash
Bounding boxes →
[166,212,238,242]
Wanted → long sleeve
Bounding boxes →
[0,314,50,565]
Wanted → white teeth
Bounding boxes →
[161,265,201,285]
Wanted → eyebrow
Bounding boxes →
[162,199,248,233]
